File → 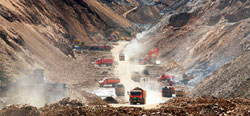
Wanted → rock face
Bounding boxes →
[191,52,250,98]
[141,0,249,85]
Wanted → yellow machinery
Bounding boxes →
[169,61,194,84]
[109,31,135,41]
[175,89,186,97]
[161,61,193,84]
[72,39,84,50]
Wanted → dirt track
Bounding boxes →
[109,41,170,108]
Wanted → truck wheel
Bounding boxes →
[112,84,116,87]
[141,99,145,104]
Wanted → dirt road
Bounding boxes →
[110,41,170,109]
[122,6,138,18]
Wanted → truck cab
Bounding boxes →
[96,58,113,66]
[129,87,146,105]
[98,78,120,87]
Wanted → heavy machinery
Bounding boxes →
[98,78,120,87]
[139,48,159,65]
[129,87,146,105]
[131,72,141,82]
[72,39,112,51]
[157,74,175,82]
[169,61,193,84]
[175,86,186,97]
[162,78,175,97]
[108,31,134,41]
[108,31,120,41]
[87,44,112,51]
[115,84,125,96]
[119,53,125,61]
[72,39,84,50]
[96,58,114,66]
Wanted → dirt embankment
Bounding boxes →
[0,96,249,116]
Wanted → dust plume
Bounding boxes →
[1,69,68,108]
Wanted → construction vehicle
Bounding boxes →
[87,44,112,51]
[119,53,125,61]
[108,31,134,41]
[72,39,85,50]
[139,48,159,65]
[175,87,185,97]
[115,84,125,96]
[157,74,175,82]
[131,72,141,82]
[98,78,120,87]
[162,78,175,97]
[169,61,193,84]
[108,31,120,41]
[96,58,114,66]
[72,39,112,51]
[129,87,146,105]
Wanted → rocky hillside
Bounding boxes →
[0,0,125,83]
[130,0,249,97]
[192,52,250,98]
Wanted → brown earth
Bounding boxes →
[0,0,249,113]
[0,0,128,106]
[0,96,249,116]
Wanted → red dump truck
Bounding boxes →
[98,78,120,87]
[162,78,175,97]
[129,87,146,105]
[96,58,113,66]
[115,84,125,96]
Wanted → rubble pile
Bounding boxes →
[0,96,249,116]
[103,97,119,104]
[159,96,250,116]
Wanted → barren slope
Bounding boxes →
[0,0,130,105]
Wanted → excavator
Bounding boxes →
[108,31,136,41]
[108,31,120,41]
[139,48,159,65]
[167,61,193,84]
[72,39,85,50]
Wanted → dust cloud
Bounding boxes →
[111,31,169,105]
[1,69,68,108]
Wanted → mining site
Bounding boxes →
[0,0,249,115]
